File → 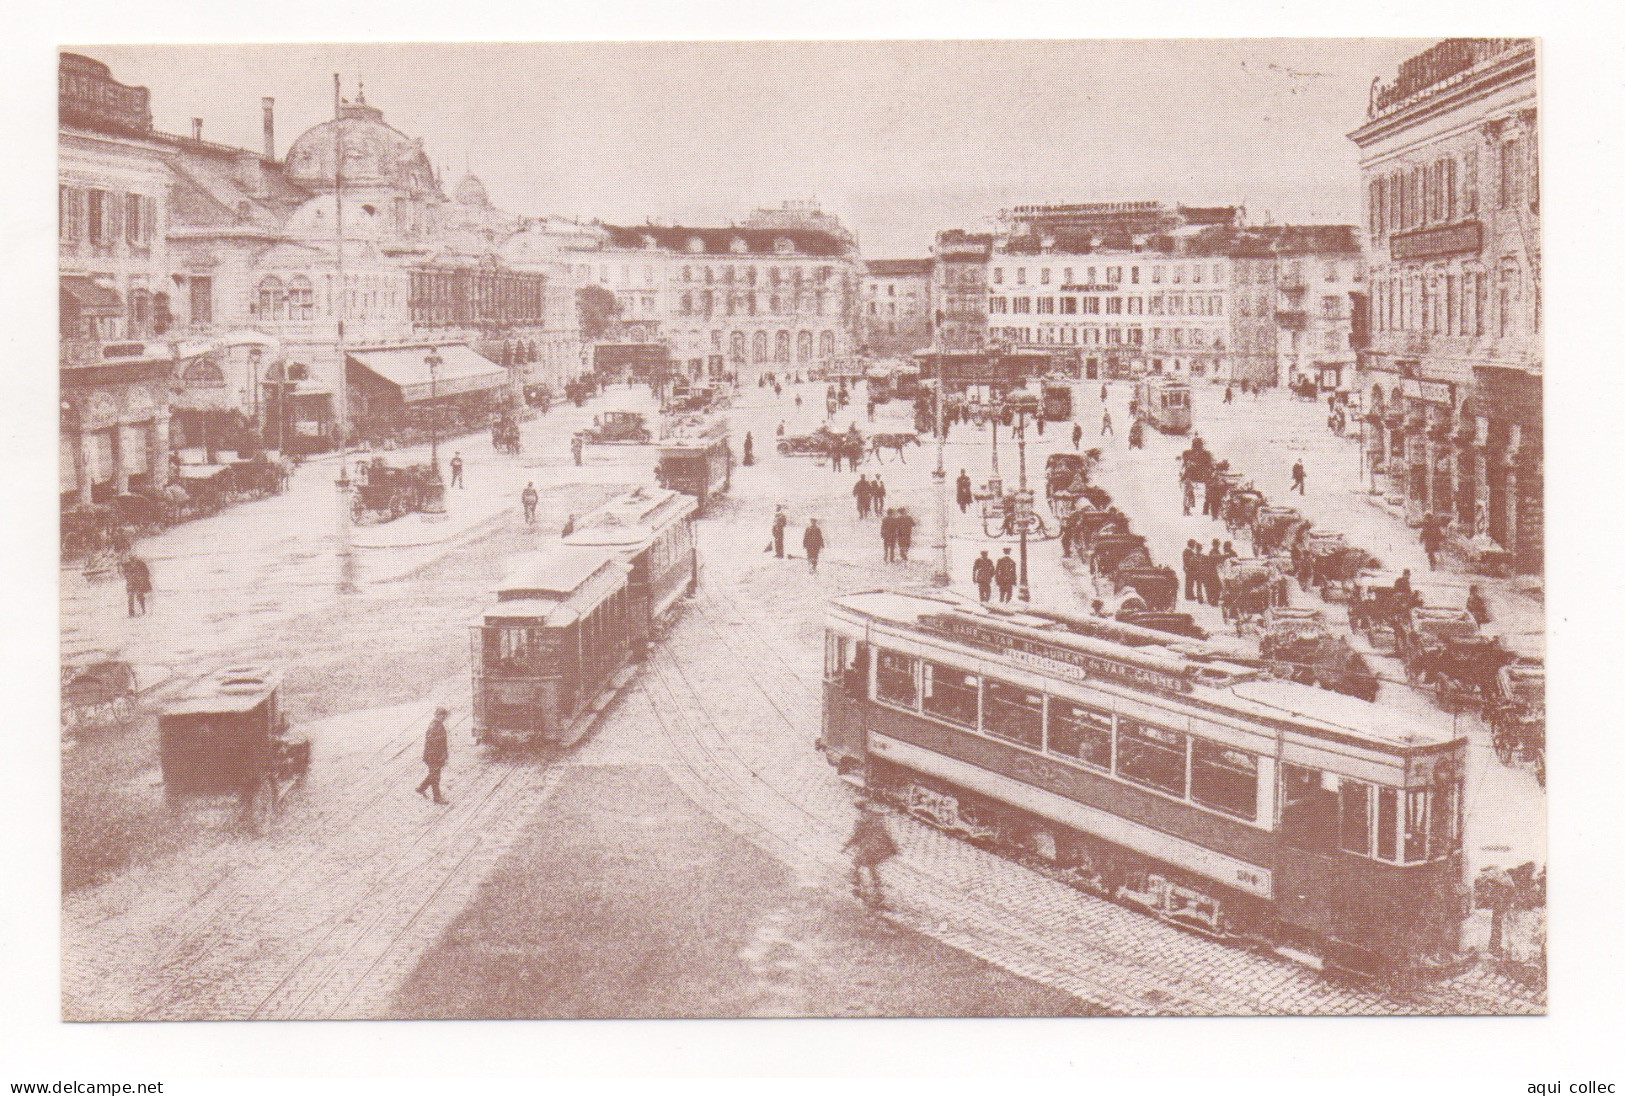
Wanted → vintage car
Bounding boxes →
[158,664,310,823]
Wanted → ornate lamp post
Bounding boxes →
[1015,406,1031,602]
[421,347,447,515]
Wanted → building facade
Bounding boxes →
[930,230,991,352]
[860,258,934,357]
[1350,38,1540,572]
[1270,226,1364,391]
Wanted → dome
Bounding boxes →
[454,174,489,207]
[283,96,443,200]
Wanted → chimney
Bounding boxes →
[262,97,275,161]
[191,117,203,141]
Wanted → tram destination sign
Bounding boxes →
[920,614,1192,693]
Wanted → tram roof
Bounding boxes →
[829,588,1457,752]
[563,486,695,548]
[497,543,626,603]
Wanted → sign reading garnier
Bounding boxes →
[1390,220,1483,263]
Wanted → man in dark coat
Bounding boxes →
[1072,422,1083,449]
[449,452,464,488]
[121,554,152,616]
[1290,459,1306,495]
[1420,513,1445,569]
[972,550,995,601]
[1182,539,1201,604]
[956,470,973,514]
[520,482,539,524]
[844,799,898,909]
[416,707,450,804]
[802,518,825,572]
[879,509,898,563]
[872,475,887,513]
[771,506,787,558]
[854,475,872,518]
[1201,542,1224,606]
[894,508,915,561]
[994,548,1018,603]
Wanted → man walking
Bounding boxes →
[1101,408,1114,436]
[854,474,872,519]
[972,550,995,601]
[872,475,887,514]
[1206,539,1226,606]
[1072,422,1083,450]
[1420,513,1445,570]
[1182,539,1201,604]
[771,506,788,558]
[120,553,152,617]
[1290,459,1306,495]
[571,434,584,466]
[1224,383,1234,405]
[520,482,539,524]
[803,518,825,573]
[416,706,450,804]
[879,509,898,563]
[844,799,898,910]
[449,452,464,488]
[895,508,915,561]
[956,469,973,514]
[995,547,1018,603]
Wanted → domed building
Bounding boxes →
[284,93,442,200]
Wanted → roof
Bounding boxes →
[60,276,122,316]
[599,224,851,258]
[347,344,507,402]
[163,664,282,716]
[489,545,629,626]
[828,587,1458,752]
[866,259,934,277]
[563,487,696,548]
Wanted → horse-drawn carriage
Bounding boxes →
[1111,564,1180,612]
[1222,486,1267,535]
[61,658,138,732]
[1258,607,1381,701]
[1253,506,1310,557]
[352,461,438,523]
[867,432,921,463]
[1060,506,1130,561]
[1347,570,1421,648]
[158,664,310,826]
[1295,531,1378,600]
[579,410,652,444]
[1218,556,1289,625]
[1089,532,1151,578]
[491,415,523,454]
[778,425,842,457]
[1490,661,1545,786]
[1398,608,1514,707]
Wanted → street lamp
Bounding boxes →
[1015,406,1030,602]
[425,346,443,473]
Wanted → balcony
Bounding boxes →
[1274,310,1308,330]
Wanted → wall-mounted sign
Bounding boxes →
[1401,377,1455,404]
[1059,284,1116,294]
[1390,220,1483,263]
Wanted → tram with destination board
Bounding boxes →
[564,486,698,652]
[655,420,733,514]
[1134,376,1193,434]
[817,588,1468,976]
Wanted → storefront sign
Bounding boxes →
[1059,283,1115,294]
[1400,377,1454,404]
[1390,220,1482,262]
[920,613,1192,693]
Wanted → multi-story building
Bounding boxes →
[930,230,991,351]
[591,209,862,379]
[59,53,178,504]
[1350,38,1540,572]
[1270,226,1364,391]
[860,259,933,357]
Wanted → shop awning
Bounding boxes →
[347,345,509,404]
[60,276,123,317]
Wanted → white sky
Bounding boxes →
[78,40,1430,256]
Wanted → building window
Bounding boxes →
[1107,266,1122,284]
[1039,268,1050,285]
[1012,297,1032,314]
[189,276,213,325]
[992,267,1003,285]
[1015,267,1026,285]
[1083,297,1101,315]
[1131,265,1141,284]
[1151,266,1163,284]
[1036,297,1055,314]
[1499,140,1518,209]
[1059,296,1077,315]
[1191,265,1203,285]
[256,275,286,321]
[1127,297,1142,315]
[288,276,314,320]
[989,296,1008,314]
[1324,330,1341,354]
[1062,267,1073,284]
[1463,150,1478,214]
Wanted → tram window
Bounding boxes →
[1280,764,1340,853]
[983,680,1043,750]
[1404,789,1429,862]
[1116,719,1187,798]
[875,650,917,709]
[488,626,545,672]
[1047,700,1112,770]
[1376,786,1400,861]
[1190,740,1258,820]
[922,661,979,729]
[1338,778,1373,856]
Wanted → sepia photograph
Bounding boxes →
[52,35,1549,1029]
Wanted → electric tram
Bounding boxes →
[818,589,1468,975]
[1134,376,1193,434]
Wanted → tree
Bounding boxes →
[576,285,620,340]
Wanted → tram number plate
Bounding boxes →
[1234,868,1267,892]
[908,785,963,829]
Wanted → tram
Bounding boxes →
[564,486,698,651]
[655,421,733,514]
[1134,377,1193,434]
[818,589,1468,975]
[1041,380,1074,422]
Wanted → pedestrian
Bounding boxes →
[520,481,539,524]
[449,452,464,488]
[803,518,825,573]
[1035,414,1045,437]
[1224,383,1234,405]
[1182,478,1196,516]
[743,432,755,467]
[872,475,887,513]
[771,506,788,558]
[795,393,803,409]
[1203,544,1225,606]
[416,707,450,804]
[1466,584,1491,626]
[844,799,898,909]
[1206,471,1229,520]
[1101,408,1114,436]
[1290,458,1306,495]
[830,442,843,474]
[854,474,872,518]
[1100,382,1108,401]
[895,508,915,561]
[1072,422,1083,450]
[956,469,973,514]
[571,434,584,466]
[1222,541,1238,560]
[880,508,898,563]
[120,553,152,617]
[995,547,1018,602]
[1182,539,1200,603]
[777,420,786,437]
[1420,513,1445,570]
[972,550,995,601]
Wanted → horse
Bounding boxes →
[868,432,921,463]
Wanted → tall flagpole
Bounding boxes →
[334,74,356,593]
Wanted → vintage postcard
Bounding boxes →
[57,38,1544,1023]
